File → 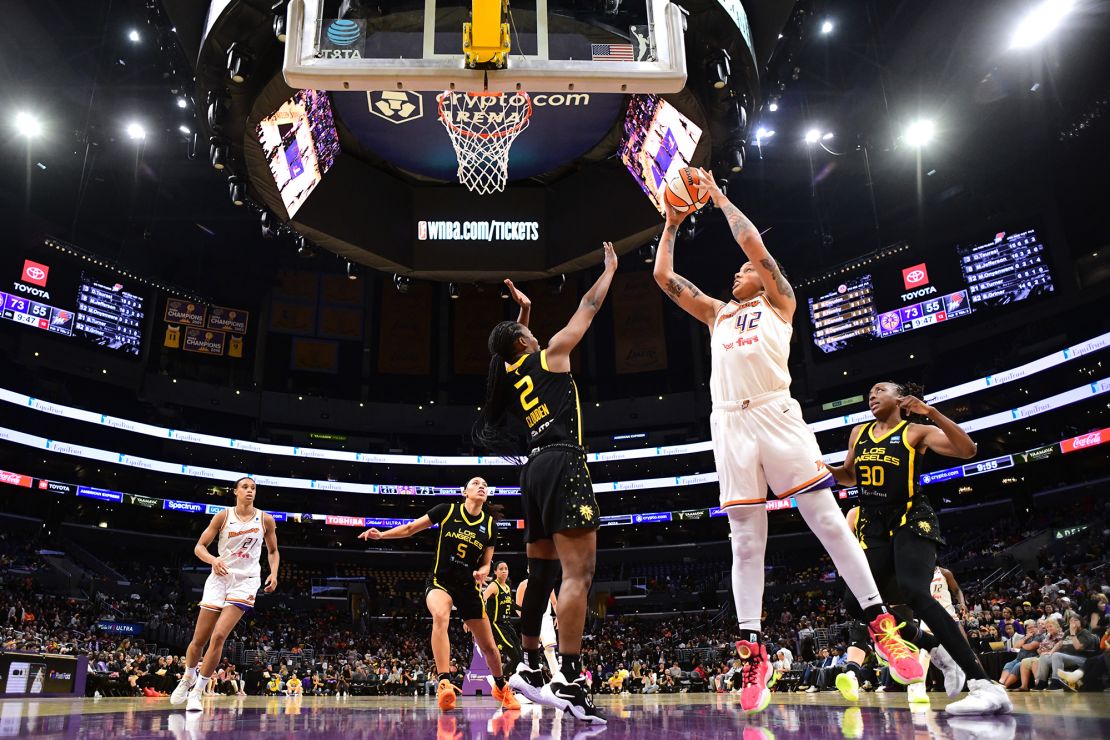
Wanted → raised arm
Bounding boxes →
[698,169,795,319]
[263,513,280,593]
[653,195,724,326]
[902,397,977,459]
[473,546,494,587]
[825,424,865,486]
[545,243,617,372]
[504,279,531,328]
[194,509,229,575]
[357,515,433,541]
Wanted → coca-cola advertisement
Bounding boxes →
[1060,428,1108,454]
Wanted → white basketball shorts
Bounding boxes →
[711,390,834,509]
[199,571,261,612]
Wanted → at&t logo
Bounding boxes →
[321,19,363,58]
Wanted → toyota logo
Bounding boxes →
[25,266,46,281]
[906,270,925,283]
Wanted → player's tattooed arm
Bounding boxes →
[759,257,795,301]
[654,218,722,325]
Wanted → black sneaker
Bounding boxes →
[508,662,547,705]
[542,675,607,724]
[1045,680,1066,692]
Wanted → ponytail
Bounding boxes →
[471,321,528,458]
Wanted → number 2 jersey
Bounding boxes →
[505,350,582,449]
[426,502,496,588]
[219,509,265,578]
[852,420,944,545]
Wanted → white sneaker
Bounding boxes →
[944,679,1012,716]
[930,645,966,698]
[875,685,887,693]
[907,681,929,704]
[186,690,204,712]
[1057,669,1084,691]
[805,686,820,693]
[170,676,196,705]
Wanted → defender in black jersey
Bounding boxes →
[828,382,1012,716]
[472,244,617,723]
[484,562,521,672]
[357,477,520,712]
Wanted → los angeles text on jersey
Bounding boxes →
[444,528,484,552]
[417,220,540,242]
[856,445,902,466]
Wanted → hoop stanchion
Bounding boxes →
[437,91,532,194]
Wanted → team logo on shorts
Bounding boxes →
[578,505,595,522]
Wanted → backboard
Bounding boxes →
[283,0,687,93]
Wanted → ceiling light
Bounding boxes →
[14,111,42,137]
[820,19,834,35]
[128,29,140,43]
[822,132,834,140]
[125,122,146,140]
[1011,0,1075,49]
[768,101,779,112]
[178,125,190,135]
[448,282,460,299]
[804,129,821,144]
[904,119,935,147]
[346,261,359,280]
[177,97,188,109]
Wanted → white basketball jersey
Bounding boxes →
[218,509,264,578]
[709,294,793,403]
[930,567,955,616]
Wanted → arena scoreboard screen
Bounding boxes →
[808,228,1054,355]
[1,250,146,357]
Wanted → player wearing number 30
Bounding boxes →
[653,172,923,714]
[171,477,280,712]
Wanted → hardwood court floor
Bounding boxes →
[1,690,1107,738]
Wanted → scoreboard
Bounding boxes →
[808,228,1055,355]
[1,250,146,357]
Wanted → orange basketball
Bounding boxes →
[664,167,710,213]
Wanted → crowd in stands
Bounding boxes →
[0,498,1105,700]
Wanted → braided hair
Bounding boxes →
[881,380,930,424]
[471,321,529,457]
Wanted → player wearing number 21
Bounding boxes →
[653,171,926,714]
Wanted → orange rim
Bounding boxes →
[437,91,533,140]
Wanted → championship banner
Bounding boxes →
[273,270,318,303]
[291,337,340,373]
[228,335,244,358]
[182,327,227,356]
[208,306,249,334]
[270,301,316,334]
[378,281,432,375]
[320,274,364,306]
[317,306,364,340]
[452,288,504,375]
[611,272,667,373]
[164,297,206,327]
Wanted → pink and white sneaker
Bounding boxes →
[735,639,773,714]
[868,613,923,685]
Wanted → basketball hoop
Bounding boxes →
[437,91,532,195]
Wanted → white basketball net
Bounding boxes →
[437,91,532,195]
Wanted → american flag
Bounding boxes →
[591,43,634,62]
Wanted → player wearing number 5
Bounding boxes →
[653,173,924,714]
[357,477,520,712]
[827,382,1012,716]
[172,477,279,712]
[472,244,617,723]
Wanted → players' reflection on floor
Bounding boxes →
[945,714,1017,740]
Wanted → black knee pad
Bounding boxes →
[520,558,560,637]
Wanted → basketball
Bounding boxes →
[664,167,711,213]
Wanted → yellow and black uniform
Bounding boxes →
[507,350,599,542]
[424,502,496,621]
[850,419,944,606]
[486,581,521,669]
[852,420,943,548]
